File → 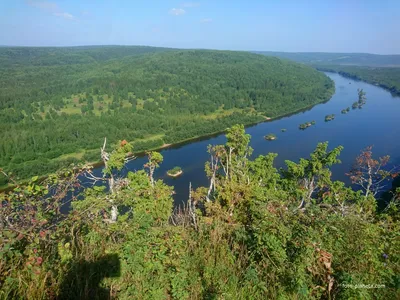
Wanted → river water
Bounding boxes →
[89,72,400,205]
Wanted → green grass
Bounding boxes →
[201,107,245,120]
[55,151,86,161]
[40,87,195,117]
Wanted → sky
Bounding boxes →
[0,0,399,54]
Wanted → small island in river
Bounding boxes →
[264,134,277,141]
[325,114,335,122]
[299,120,316,130]
[341,107,350,114]
[167,166,183,177]
[352,89,367,109]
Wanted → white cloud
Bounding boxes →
[26,0,75,20]
[200,18,212,23]
[169,8,186,16]
[182,2,200,8]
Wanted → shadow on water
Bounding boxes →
[58,253,120,300]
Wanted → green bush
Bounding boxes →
[1,126,398,299]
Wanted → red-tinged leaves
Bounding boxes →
[348,145,398,198]
[36,257,43,266]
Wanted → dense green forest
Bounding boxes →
[0,45,175,67]
[1,125,399,299]
[255,51,400,67]
[315,65,400,96]
[256,51,400,97]
[0,47,334,184]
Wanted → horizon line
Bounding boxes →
[0,44,399,56]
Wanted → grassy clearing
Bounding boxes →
[38,87,194,117]
[55,151,86,161]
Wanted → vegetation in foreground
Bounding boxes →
[0,46,334,184]
[1,124,399,299]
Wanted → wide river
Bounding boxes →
[91,72,400,204]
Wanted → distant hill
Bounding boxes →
[4,46,400,67]
[0,47,334,182]
[254,51,400,67]
[315,65,400,96]
[254,50,400,97]
[0,45,175,67]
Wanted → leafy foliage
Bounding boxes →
[1,126,399,299]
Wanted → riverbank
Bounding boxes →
[0,84,335,192]
[337,72,400,96]
[167,170,183,177]
[315,66,400,97]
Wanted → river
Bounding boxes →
[88,72,400,205]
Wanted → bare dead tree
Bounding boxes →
[101,138,117,222]
[169,182,198,229]
[206,145,222,202]
[206,154,218,202]
[144,151,163,187]
[84,138,135,223]
[188,182,197,229]
[347,146,399,199]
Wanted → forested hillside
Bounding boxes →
[0,45,175,67]
[1,126,399,299]
[315,65,400,96]
[255,51,400,67]
[0,47,334,184]
[256,51,400,97]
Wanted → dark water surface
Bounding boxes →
[90,72,400,204]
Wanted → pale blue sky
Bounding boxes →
[0,0,399,54]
